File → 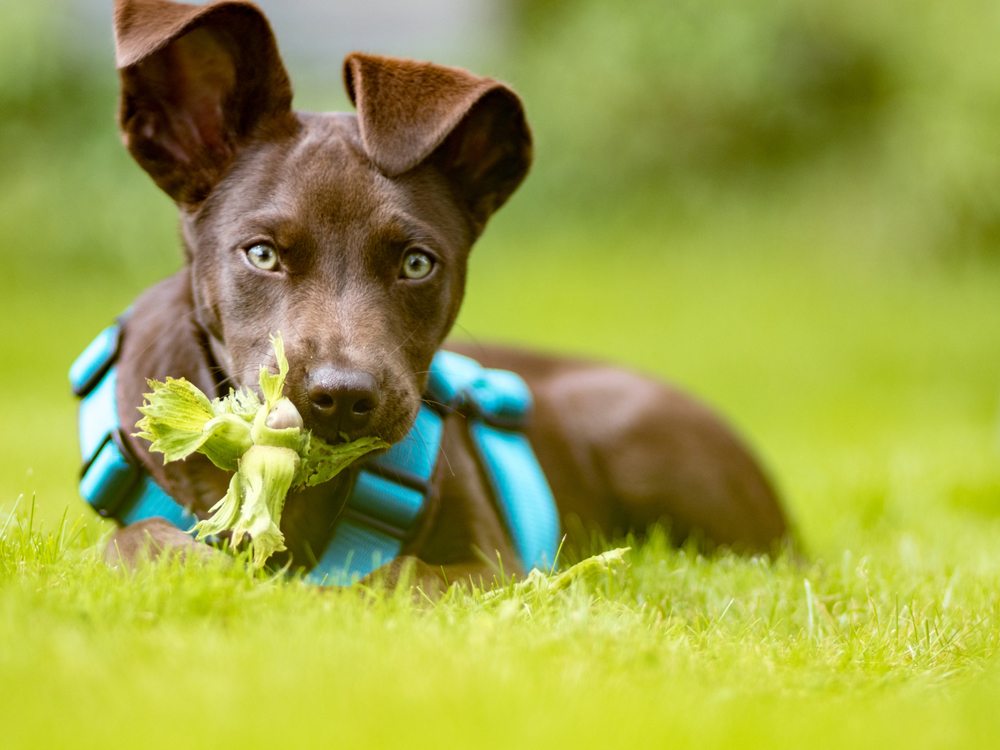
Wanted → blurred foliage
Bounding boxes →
[507,0,1000,257]
[0,0,65,111]
[4,0,1000,262]
[0,1,179,285]
[513,0,894,186]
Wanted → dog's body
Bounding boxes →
[104,0,789,588]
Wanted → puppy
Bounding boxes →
[96,0,789,589]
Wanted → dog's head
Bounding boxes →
[113,0,531,445]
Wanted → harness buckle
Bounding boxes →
[427,350,534,429]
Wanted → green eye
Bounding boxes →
[401,249,435,280]
[246,243,279,272]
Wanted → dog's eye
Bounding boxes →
[245,243,279,272]
[400,249,435,280]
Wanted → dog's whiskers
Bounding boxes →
[384,326,419,361]
[421,397,461,416]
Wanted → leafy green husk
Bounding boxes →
[299,435,390,487]
[135,334,388,567]
[228,444,299,567]
[258,334,288,410]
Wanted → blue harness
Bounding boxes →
[70,320,560,585]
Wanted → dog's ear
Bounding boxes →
[114,0,296,205]
[344,53,532,234]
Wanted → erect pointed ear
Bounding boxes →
[114,0,296,205]
[343,53,532,234]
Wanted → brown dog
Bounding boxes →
[103,0,788,589]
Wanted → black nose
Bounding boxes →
[305,366,381,436]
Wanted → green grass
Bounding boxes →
[3,216,1000,747]
[2,512,999,748]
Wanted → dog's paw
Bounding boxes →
[104,518,225,570]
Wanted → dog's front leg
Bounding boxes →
[104,518,226,569]
[363,418,527,597]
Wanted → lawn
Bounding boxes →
[3,207,999,747]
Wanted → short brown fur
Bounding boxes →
[106,0,790,591]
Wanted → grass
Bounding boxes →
[2,212,1000,747]
[2,510,999,748]
[4,3,1000,743]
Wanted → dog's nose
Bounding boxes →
[305,366,381,435]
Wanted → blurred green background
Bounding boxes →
[2,0,999,559]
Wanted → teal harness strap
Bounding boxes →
[71,322,561,585]
[305,406,444,586]
[71,324,199,531]
[427,352,561,571]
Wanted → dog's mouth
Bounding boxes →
[308,426,382,447]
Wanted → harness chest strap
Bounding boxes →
[70,321,561,586]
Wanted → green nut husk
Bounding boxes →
[135,334,388,568]
[210,443,299,568]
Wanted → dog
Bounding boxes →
[98,0,789,590]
